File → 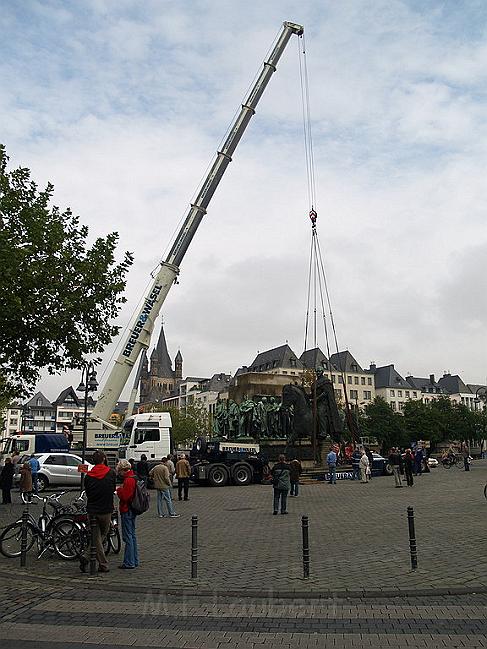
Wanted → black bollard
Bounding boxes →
[20,505,29,568]
[191,515,198,579]
[89,515,97,576]
[407,506,418,571]
[302,515,310,579]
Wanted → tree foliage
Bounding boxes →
[0,145,134,401]
[358,395,485,452]
[358,397,406,452]
[147,403,210,446]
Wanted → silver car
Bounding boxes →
[17,453,94,492]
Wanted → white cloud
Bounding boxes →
[1,0,487,402]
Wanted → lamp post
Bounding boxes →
[76,362,98,493]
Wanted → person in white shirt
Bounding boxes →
[359,450,370,483]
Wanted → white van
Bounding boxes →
[118,412,171,462]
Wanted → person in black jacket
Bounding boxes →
[136,454,150,485]
[80,450,116,573]
[403,449,414,487]
[0,458,15,504]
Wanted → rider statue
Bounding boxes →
[314,368,342,441]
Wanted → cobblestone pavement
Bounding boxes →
[0,460,486,595]
[2,579,487,647]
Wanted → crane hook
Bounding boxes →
[309,208,317,229]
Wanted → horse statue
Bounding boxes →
[281,383,312,444]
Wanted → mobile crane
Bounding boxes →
[86,21,304,462]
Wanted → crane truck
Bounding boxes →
[84,21,305,467]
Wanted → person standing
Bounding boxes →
[403,449,414,487]
[166,454,176,485]
[149,458,180,518]
[359,450,369,483]
[175,454,191,501]
[414,446,423,476]
[28,454,40,494]
[463,447,471,471]
[289,458,302,496]
[351,448,361,480]
[80,450,116,574]
[271,455,290,515]
[11,450,21,478]
[326,447,337,485]
[19,462,33,501]
[365,447,374,480]
[0,458,15,504]
[388,448,404,488]
[136,454,150,485]
[116,459,139,569]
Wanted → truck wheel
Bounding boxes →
[195,437,207,454]
[37,474,49,492]
[208,465,228,487]
[383,462,394,476]
[232,463,253,486]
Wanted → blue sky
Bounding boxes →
[2,0,487,399]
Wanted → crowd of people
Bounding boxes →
[79,450,193,573]
[0,451,41,503]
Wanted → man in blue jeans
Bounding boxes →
[28,454,40,494]
[149,458,180,518]
[327,447,337,484]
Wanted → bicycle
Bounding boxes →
[104,510,121,555]
[440,454,464,469]
[0,492,85,560]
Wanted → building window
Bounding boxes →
[354,376,359,384]
[390,390,395,397]
[283,371,287,375]
[398,402,404,411]
[273,360,278,368]
[338,376,343,384]
[405,391,410,398]
[413,392,417,398]
[398,390,402,397]
[361,377,365,385]
[350,390,358,399]
[347,376,352,384]
[364,391,371,400]
[332,374,336,383]
[391,401,397,410]
[368,378,372,385]
[290,358,296,368]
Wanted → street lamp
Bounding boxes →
[76,362,98,492]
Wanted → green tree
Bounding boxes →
[359,396,406,453]
[148,403,209,446]
[0,145,133,401]
[402,399,440,445]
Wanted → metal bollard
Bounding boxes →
[191,515,198,579]
[89,514,97,576]
[302,515,310,579]
[20,504,29,567]
[407,506,418,571]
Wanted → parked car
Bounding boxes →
[15,453,93,492]
[371,452,394,476]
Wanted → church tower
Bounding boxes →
[175,350,183,381]
[139,321,182,405]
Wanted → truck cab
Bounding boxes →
[118,412,171,462]
[0,433,69,464]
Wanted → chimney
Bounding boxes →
[369,363,376,372]
[429,374,435,384]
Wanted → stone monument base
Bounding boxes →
[259,438,329,468]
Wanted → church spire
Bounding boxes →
[151,319,174,378]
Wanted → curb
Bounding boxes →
[4,568,487,600]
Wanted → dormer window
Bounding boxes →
[290,358,296,368]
